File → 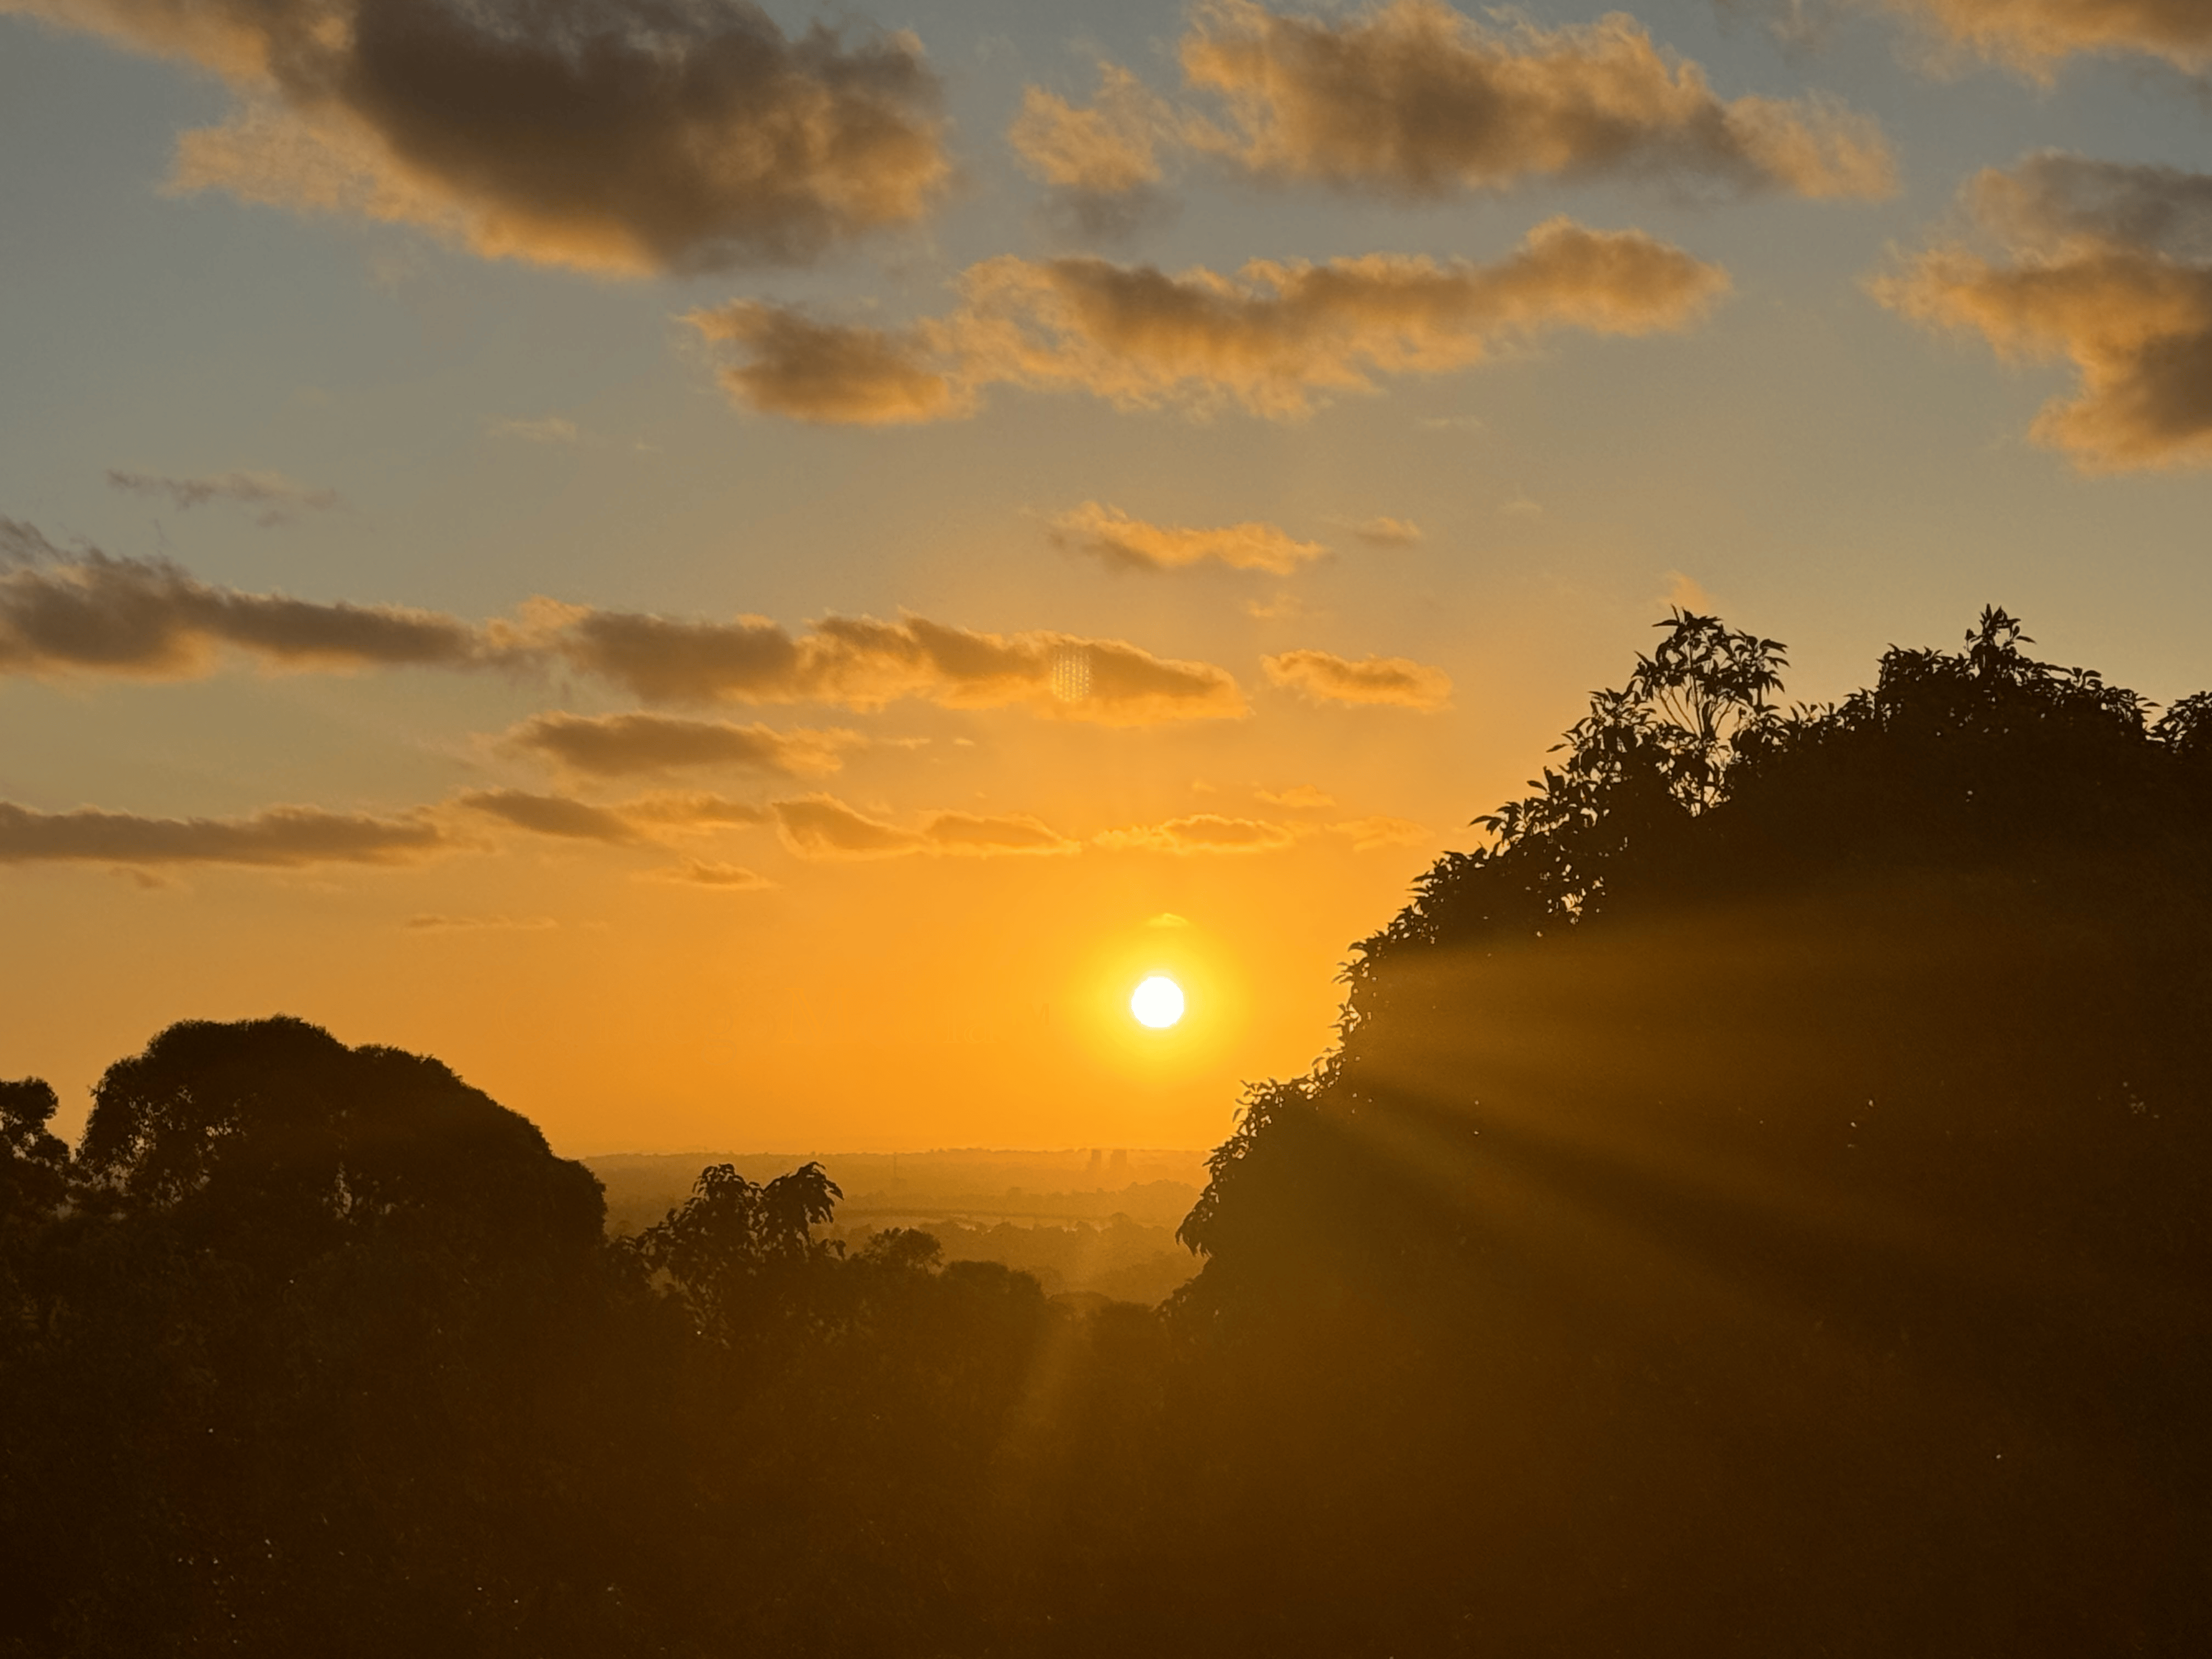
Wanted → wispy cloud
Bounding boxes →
[405,913,558,931]
[1095,812,1298,854]
[505,712,862,778]
[1263,647,1453,710]
[0,800,445,867]
[642,860,775,891]
[1048,502,1325,574]
[106,467,338,526]
[1342,516,1422,548]
[485,416,579,445]
[1860,0,2212,75]
[772,794,1079,860]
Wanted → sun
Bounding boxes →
[1130,974,1185,1029]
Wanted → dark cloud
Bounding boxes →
[1875,154,2212,472]
[0,799,445,866]
[1177,1,1893,201]
[0,528,1245,722]
[1263,647,1453,709]
[106,467,339,526]
[0,525,483,677]
[695,221,1731,423]
[555,607,1246,725]
[15,0,949,274]
[505,712,861,778]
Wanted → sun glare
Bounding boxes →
[1130,974,1185,1029]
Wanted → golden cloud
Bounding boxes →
[1094,812,1299,854]
[1048,502,1326,574]
[687,305,965,425]
[1874,154,2212,472]
[1009,63,1171,195]
[1257,783,1335,808]
[0,799,445,866]
[772,795,1079,860]
[1330,814,1431,850]
[1263,647,1453,709]
[1870,0,2212,72]
[3,0,949,274]
[695,219,1730,424]
[505,712,861,778]
[1178,1,1894,200]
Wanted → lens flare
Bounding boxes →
[1130,975,1185,1029]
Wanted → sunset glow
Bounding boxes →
[1,0,2206,1161]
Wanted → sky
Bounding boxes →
[3,0,2210,1155]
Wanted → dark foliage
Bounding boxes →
[3,610,2208,1656]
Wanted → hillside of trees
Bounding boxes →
[3,609,2207,1655]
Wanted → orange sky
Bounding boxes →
[5,0,2211,1153]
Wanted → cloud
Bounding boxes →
[1257,783,1335,808]
[0,799,445,867]
[1007,61,1183,239]
[0,527,1244,724]
[1664,571,1719,612]
[620,793,770,830]
[455,788,644,844]
[505,712,861,778]
[687,304,967,425]
[1095,812,1299,855]
[1263,647,1453,709]
[1177,1,1894,201]
[1873,154,2212,472]
[1865,0,2212,74]
[1330,814,1430,850]
[1245,591,1322,622]
[642,860,774,891]
[1009,63,1172,195]
[1147,910,1192,927]
[7,0,949,274]
[553,608,1246,724]
[453,787,767,845]
[0,524,485,678]
[1048,501,1325,574]
[692,219,1730,424]
[405,913,557,930]
[486,416,579,444]
[105,467,338,525]
[1345,516,1421,547]
[772,794,1079,860]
